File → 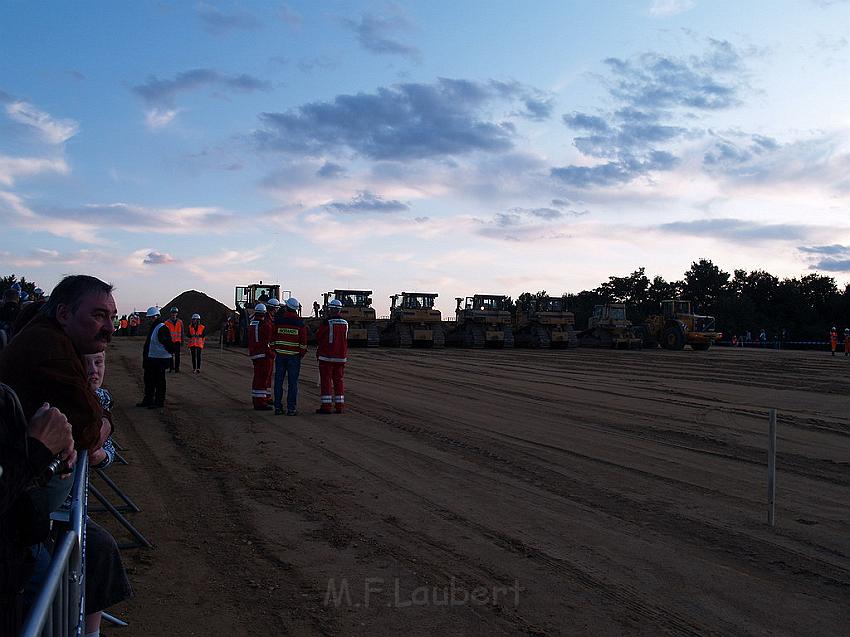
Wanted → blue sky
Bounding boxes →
[2,0,850,314]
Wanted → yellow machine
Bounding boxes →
[578,303,643,349]
[322,289,379,347]
[381,292,444,347]
[446,294,513,348]
[639,299,722,351]
[234,281,285,346]
[514,296,578,348]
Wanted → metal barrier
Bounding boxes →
[20,453,89,637]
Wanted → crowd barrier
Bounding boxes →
[20,453,89,637]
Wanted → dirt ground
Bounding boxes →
[93,339,849,636]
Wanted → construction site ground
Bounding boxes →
[96,338,849,636]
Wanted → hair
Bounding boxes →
[3,289,19,302]
[41,275,114,319]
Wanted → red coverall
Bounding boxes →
[316,316,349,413]
[248,313,275,408]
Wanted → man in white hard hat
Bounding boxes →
[271,297,308,415]
[187,313,206,373]
[137,306,174,408]
[248,304,274,410]
[315,298,348,414]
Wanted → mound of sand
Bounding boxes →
[161,290,231,334]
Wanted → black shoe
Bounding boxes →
[136,401,152,408]
[286,410,298,416]
[274,408,284,415]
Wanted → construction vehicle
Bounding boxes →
[638,299,721,351]
[446,294,513,348]
[381,292,444,347]
[578,303,643,349]
[234,281,288,346]
[513,295,578,348]
[323,289,379,347]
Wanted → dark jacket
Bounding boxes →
[0,315,105,451]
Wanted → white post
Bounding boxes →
[767,409,777,527]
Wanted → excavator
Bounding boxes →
[513,295,578,348]
[446,294,513,348]
[578,303,643,349]
[381,292,444,347]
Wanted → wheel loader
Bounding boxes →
[321,289,379,347]
[638,299,721,351]
[381,292,444,347]
[513,296,578,348]
[234,281,286,346]
[445,294,513,348]
[577,303,643,349]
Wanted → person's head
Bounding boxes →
[254,303,267,317]
[285,297,300,313]
[191,313,201,324]
[266,298,280,315]
[146,306,161,324]
[41,275,116,355]
[33,287,44,300]
[170,307,178,320]
[327,298,342,315]
[84,351,106,389]
[3,289,19,304]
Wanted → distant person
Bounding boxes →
[315,299,348,414]
[119,314,128,336]
[313,300,320,318]
[187,313,206,373]
[759,329,767,347]
[128,312,140,336]
[830,326,838,356]
[138,307,174,408]
[165,307,183,372]
[271,298,308,416]
[248,304,274,410]
[844,328,850,357]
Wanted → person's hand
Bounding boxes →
[90,417,110,453]
[27,402,76,468]
[90,447,107,465]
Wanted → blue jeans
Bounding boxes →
[274,355,302,412]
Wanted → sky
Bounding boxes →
[2,0,850,315]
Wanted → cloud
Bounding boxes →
[145,108,181,129]
[657,218,815,242]
[196,3,260,34]
[255,78,551,160]
[142,251,178,265]
[5,100,79,144]
[0,156,70,187]
[799,244,850,271]
[0,247,109,268]
[649,0,696,16]
[342,12,420,61]
[297,55,340,73]
[327,191,410,213]
[317,162,347,179]
[551,150,678,187]
[473,205,588,242]
[133,68,270,107]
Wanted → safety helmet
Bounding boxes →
[146,306,160,317]
[254,303,267,313]
[285,297,300,311]
[266,298,280,307]
[34,287,44,295]
[191,313,201,320]
[328,299,343,308]
[170,307,179,313]
[833,326,837,331]
[845,328,849,334]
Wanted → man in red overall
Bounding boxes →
[315,299,348,414]
[248,304,274,410]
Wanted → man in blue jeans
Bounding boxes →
[271,297,308,415]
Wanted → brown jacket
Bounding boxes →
[0,315,105,451]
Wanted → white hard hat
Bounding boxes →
[146,306,160,317]
[328,299,343,308]
[254,303,267,313]
[285,297,300,311]
[34,287,44,295]
[266,298,280,307]
[191,313,201,320]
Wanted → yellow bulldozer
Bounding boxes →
[234,281,286,346]
[638,299,721,351]
[381,292,444,347]
[446,294,513,348]
[578,302,643,349]
[513,295,578,348]
[322,289,379,347]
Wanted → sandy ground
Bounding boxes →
[92,339,850,636]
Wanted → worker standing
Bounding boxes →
[119,315,128,336]
[315,298,348,414]
[187,313,206,373]
[248,304,274,410]
[137,307,174,408]
[128,312,140,336]
[165,307,184,372]
[844,328,850,357]
[271,297,308,416]
[830,326,838,356]
[313,300,320,318]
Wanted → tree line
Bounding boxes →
[523,259,850,341]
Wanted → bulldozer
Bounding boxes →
[234,281,286,346]
[322,289,379,347]
[513,295,578,348]
[381,292,444,347]
[446,294,513,348]
[578,303,643,349]
[638,299,721,351]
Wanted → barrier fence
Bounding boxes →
[20,453,89,637]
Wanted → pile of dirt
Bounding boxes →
[161,290,231,335]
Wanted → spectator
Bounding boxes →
[84,352,116,469]
[0,289,21,344]
[138,307,174,408]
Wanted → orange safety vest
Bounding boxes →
[187,323,205,348]
[119,319,128,329]
[166,318,183,343]
[830,330,838,351]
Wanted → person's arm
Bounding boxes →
[158,324,176,352]
[299,323,308,358]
